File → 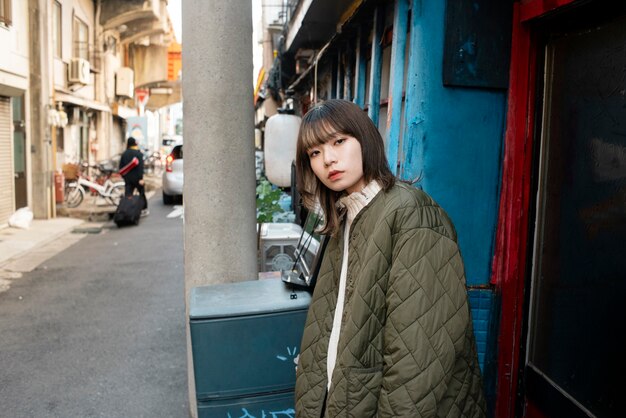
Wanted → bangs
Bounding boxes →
[299,116,342,150]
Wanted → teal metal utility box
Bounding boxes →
[189,278,311,418]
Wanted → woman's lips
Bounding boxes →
[328,170,343,181]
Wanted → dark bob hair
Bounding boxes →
[295,99,395,235]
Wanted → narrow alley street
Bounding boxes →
[0,196,189,418]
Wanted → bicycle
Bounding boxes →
[64,163,125,208]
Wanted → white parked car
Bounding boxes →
[162,144,183,204]
[160,135,182,157]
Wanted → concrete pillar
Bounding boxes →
[182,1,257,414]
[28,0,53,219]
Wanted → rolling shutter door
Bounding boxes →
[0,96,14,225]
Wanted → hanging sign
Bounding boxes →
[135,88,150,107]
[167,42,182,81]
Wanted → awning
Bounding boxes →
[111,103,138,119]
[55,92,111,113]
[286,0,362,53]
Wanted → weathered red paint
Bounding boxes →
[491,2,538,417]
[493,1,596,417]
[519,0,578,21]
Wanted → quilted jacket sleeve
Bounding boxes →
[377,204,472,417]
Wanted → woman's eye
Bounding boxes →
[335,138,345,145]
[309,150,319,158]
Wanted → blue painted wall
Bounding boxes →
[399,0,505,286]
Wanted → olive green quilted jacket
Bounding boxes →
[295,183,487,417]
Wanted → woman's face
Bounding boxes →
[307,133,366,194]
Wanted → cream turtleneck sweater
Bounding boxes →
[326,180,382,389]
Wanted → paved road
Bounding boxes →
[0,195,189,417]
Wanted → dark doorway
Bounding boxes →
[12,95,27,209]
[524,9,626,418]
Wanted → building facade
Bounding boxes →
[259,0,625,416]
[262,0,506,408]
[0,0,178,224]
[0,0,30,224]
[253,0,292,146]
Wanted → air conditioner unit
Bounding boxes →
[115,67,134,98]
[259,223,320,273]
[68,58,90,85]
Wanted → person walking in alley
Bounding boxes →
[119,136,148,216]
[294,100,487,417]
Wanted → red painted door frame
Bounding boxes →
[491,0,578,417]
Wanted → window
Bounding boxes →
[52,1,62,57]
[0,0,12,26]
[73,16,88,60]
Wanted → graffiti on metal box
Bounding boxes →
[275,346,298,362]
[226,407,295,418]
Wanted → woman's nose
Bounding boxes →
[323,151,336,167]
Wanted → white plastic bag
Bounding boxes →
[8,207,34,230]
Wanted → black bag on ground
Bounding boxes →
[114,195,143,226]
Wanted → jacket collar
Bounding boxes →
[337,180,382,225]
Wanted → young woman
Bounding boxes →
[294,99,487,417]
